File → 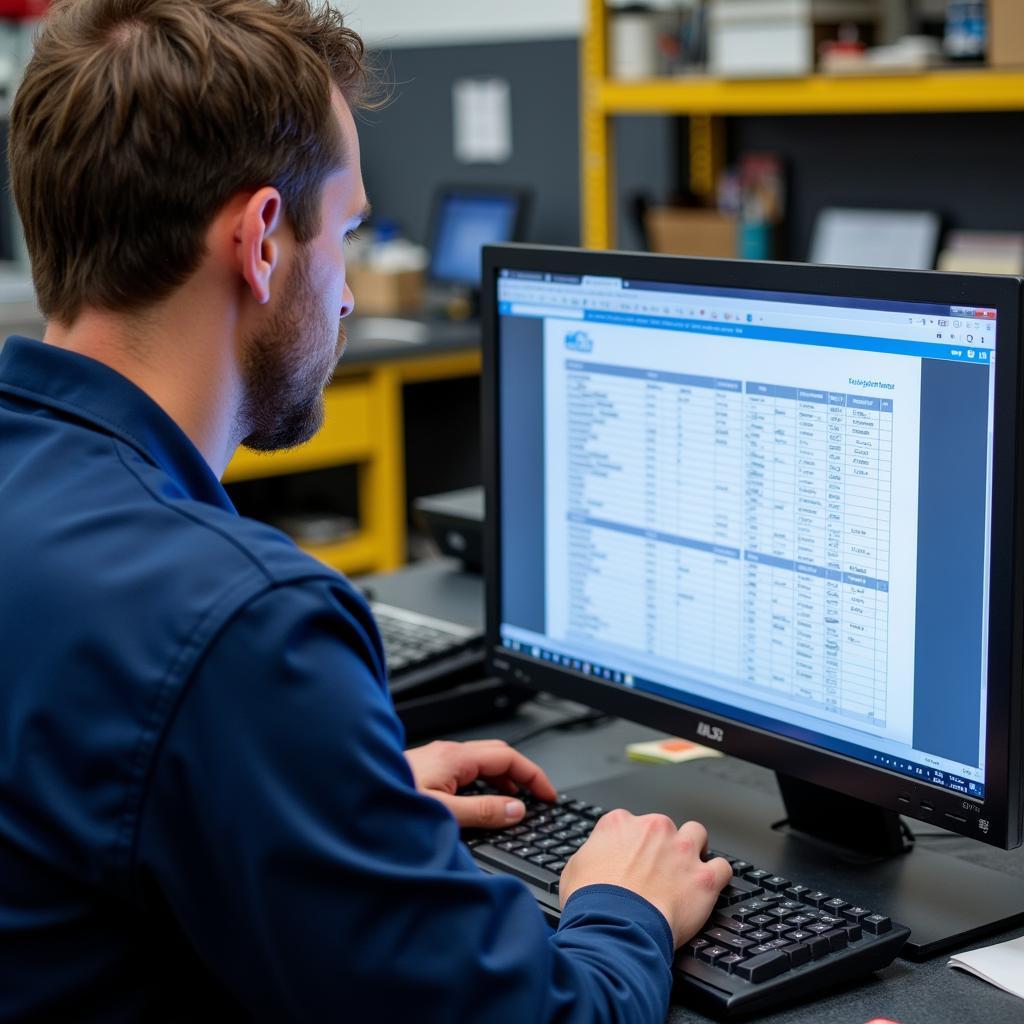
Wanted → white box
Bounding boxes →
[710,0,813,77]
[709,0,878,79]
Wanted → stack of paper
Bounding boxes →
[948,934,1024,1000]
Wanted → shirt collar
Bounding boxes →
[0,336,236,513]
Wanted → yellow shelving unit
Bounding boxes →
[223,348,481,577]
[582,0,1024,248]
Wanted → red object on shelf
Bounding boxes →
[0,0,50,18]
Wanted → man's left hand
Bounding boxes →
[404,739,557,828]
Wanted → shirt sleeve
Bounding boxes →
[134,578,674,1023]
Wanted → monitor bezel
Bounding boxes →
[482,243,1024,851]
[426,185,532,288]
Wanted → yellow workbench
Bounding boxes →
[224,338,481,576]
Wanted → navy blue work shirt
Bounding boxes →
[0,337,674,1022]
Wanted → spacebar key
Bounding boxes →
[474,845,560,892]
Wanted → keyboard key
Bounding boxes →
[529,853,558,866]
[687,938,710,956]
[746,943,777,956]
[731,876,769,897]
[784,884,811,900]
[816,915,844,929]
[548,860,567,873]
[699,945,729,964]
[473,844,560,893]
[807,922,832,935]
[704,929,755,954]
[786,929,813,943]
[801,891,831,908]
[710,913,755,935]
[823,897,849,914]
[784,913,814,928]
[764,938,790,950]
[746,930,773,943]
[762,875,790,892]
[823,928,849,952]
[841,905,871,923]
[862,914,892,934]
[733,950,790,983]
[729,860,755,875]
[766,907,791,920]
[803,935,832,960]
[717,953,746,973]
[744,869,772,884]
[766,923,792,936]
[780,943,811,967]
[778,899,803,911]
[717,886,751,907]
[747,914,773,927]
[552,844,576,857]
[843,924,863,943]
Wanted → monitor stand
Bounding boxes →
[569,764,1024,960]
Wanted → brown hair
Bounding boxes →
[9,0,375,323]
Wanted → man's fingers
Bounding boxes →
[456,741,558,802]
[434,792,526,828]
[677,819,708,855]
[706,856,734,889]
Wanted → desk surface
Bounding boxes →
[366,559,1024,1024]
[340,314,479,368]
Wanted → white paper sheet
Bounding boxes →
[452,78,511,164]
[948,934,1024,1000]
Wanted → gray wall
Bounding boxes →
[359,39,674,252]
[359,39,1024,264]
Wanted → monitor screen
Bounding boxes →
[430,190,524,287]
[492,261,1001,805]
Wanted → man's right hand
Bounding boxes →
[558,810,733,948]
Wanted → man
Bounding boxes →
[0,2,731,1020]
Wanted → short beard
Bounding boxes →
[239,251,341,452]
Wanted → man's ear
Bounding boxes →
[237,187,284,306]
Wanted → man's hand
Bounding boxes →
[558,810,732,949]
[404,739,557,829]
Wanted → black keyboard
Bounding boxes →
[373,603,483,693]
[464,786,910,1019]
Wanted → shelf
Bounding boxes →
[596,69,1024,117]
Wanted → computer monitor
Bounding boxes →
[428,186,530,290]
[482,243,1024,957]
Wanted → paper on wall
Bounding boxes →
[452,78,511,164]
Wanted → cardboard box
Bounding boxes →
[346,266,424,317]
[989,0,1024,69]
[645,208,738,259]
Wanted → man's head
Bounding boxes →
[9,0,374,451]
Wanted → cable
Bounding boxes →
[506,709,610,749]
